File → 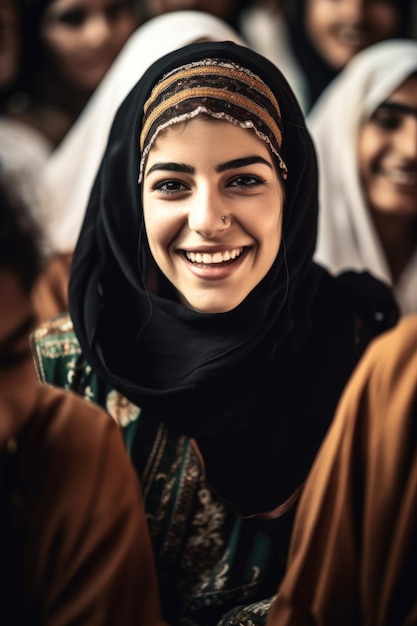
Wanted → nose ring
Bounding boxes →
[221,215,228,224]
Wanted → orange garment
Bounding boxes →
[0,384,167,626]
[267,316,417,626]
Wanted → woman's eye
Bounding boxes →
[229,175,264,188]
[56,9,86,27]
[371,110,401,131]
[153,180,189,195]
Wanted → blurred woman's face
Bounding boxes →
[306,0,400,69]
[40,0,139,96]
[143,0,237,21]
[357,75,417,220]
[143,118,284,313]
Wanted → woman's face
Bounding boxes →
[40,0,139,95]
[305,0,400,69]
[143,0,237,21]
[357,74,417,220]
[143,118,284,313]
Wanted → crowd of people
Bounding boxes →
[1,0,417,624]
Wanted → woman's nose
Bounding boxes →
[83,14,112,48]
[187,188,230,237]
[341,0,366,23]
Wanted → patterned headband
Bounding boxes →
[138,58,288,183]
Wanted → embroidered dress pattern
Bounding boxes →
[31,314,289,625]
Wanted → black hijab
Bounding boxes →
[69,41,397,515]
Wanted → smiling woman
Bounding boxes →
[138,52,287,314]
[35,41,399,625]
[309,39,417,315]
[142,118,284,313]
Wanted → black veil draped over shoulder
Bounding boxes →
[69,41,398,516]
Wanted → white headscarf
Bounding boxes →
[308,39,417,315]
[38,11,244,255]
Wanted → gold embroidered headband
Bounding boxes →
[138,59,288,183]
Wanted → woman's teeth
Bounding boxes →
[186,247,244,264]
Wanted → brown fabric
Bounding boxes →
[0,384,167,626]
[32,252,72,323]
[267,316,417,626]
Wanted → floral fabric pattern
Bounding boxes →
[31,314,288,625]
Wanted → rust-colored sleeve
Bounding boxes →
[267,317,417,626]
[25,387,168,626]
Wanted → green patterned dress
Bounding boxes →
[32,313,293,626]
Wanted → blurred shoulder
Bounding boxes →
[358,315,417,377]
[33,382,122,457]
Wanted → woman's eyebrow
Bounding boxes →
[378,101,417,118]
[216,156,273,172]
[146,156,273,178]
[146,162,195,176]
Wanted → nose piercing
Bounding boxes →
[221,215,228,224]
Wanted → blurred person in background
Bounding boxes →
[0,168,167,626]
[0,0,52,211]
[267,314,417,625]
[309,39,417,315]
[0,0,139,322]
[134,0,254,35]
[243,0,414,113]
[5,0,139,147]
